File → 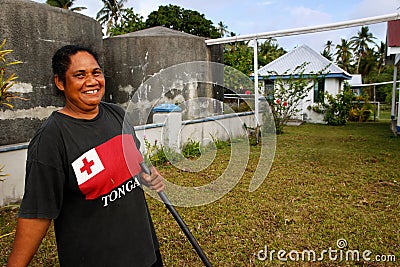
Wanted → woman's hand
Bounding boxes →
[140,166,165,192]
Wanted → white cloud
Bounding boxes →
[349,0,399,18]
[288,6,332,28]
[258,1,274,6]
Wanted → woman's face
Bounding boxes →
[55,51,105,118]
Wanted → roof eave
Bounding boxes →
[259,73,352,80]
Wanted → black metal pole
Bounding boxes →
[140,162,213,267]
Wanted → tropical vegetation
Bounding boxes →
[145,5,220,38]
[45,0,86,11]
[0,39,23,182]
[96,0,127,35]
[0,39,22,109]
[109,8,146,37]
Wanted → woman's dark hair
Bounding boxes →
[52,45,100,84]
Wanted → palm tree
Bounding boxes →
[358,48,377,78]
[375,41,386,75]
[258,38,286,66]
[217,21,228,37]
[350,26,376,73]
[96,0,127,35]
[335,38,353,72]
[46,0,86,11]
[321,40,334,61]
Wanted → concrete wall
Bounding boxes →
[0,112,256,206]
[0,144,27,206]
[0,1,223,145]
[0,0,103,145]
[103,27,224,119]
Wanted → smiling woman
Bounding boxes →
[53,48,105,119]
[6,45,166,267]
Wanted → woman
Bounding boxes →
[7,45,165,266]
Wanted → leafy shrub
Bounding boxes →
[210,134,229,150]
[0,39,23,182]
[0,39,23,109]
[182,139,204,159]
[348,95,373,122]
[309,85,373,125]
[143,138,182,167]
[265,62,329,134]
[323,85,354,126]
[0,165,9,182]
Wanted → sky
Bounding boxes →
[32,0,400,52]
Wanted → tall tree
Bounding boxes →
[145,5,220,38]
[321,40,334,61]
[217,21,229,37]
[46,0,86,11]
[358,48,377,79]
[350,26,376,73]
[224,41,253,75]
[335,38,353,72]
[96,0,127,36]
[258,38,286,67]
[375,41,386,75]
[109,8,146,36]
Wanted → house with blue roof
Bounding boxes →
[258,44,352,123]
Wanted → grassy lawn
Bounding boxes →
[1,121,399,266]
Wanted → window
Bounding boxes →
[264,79,274,100]
[313,79,325,103]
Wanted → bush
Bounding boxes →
[323,85,353,126]
[266,62,329,134]
[310,85,374,125]
[0,165,9,182]
[143,138,182,167]
[0,39,23,181]
[348,95,373,122]
[0,39,23,109]
[182,139,204,159]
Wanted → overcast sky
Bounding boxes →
[32,0,400,52]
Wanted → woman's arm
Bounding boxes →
[7,218,51,267]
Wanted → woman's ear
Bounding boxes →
[54,75,65,92]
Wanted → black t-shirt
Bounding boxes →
[19,102,159,266]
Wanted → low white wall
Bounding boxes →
[0,112,256,206]
[180,112,254,146]
[0,144,28,206]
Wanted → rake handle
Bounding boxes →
[140,162,213,267]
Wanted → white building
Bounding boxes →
[258,44,351,123]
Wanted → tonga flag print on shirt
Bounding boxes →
[71,134,144,199]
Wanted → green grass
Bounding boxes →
[1,121,399,266]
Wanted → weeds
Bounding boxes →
[0,165,9,182]
[181,139,203,159]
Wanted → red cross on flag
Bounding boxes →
[71,134,143,200]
